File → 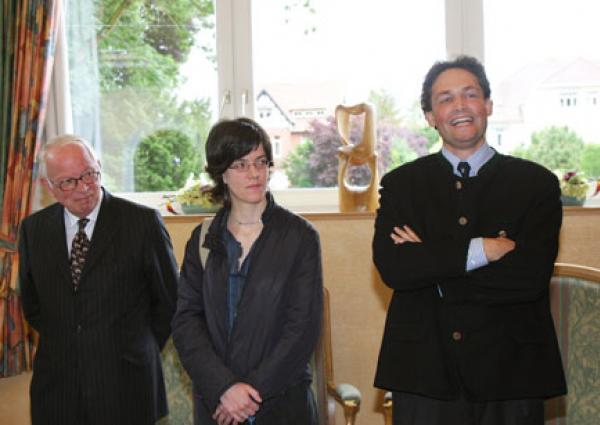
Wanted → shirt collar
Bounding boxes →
[64,189,103,228]
[441,143,495,177]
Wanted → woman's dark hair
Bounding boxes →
[420,55,491,113]
[205,117,273,205]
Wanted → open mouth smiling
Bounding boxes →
[450,116,474,126]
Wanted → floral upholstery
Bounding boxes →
[158,338,193,424]
[545,264,600,425]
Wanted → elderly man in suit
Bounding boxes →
[19,135,178,425]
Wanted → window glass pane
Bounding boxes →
[66,0,217,194]
[252,0,446,189]
[484,0,600,206]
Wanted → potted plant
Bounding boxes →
[559,171,590,206]
[175,174,221,214]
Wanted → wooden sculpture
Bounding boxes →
[335,102,379,212]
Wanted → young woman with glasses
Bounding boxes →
[172,118,323,425]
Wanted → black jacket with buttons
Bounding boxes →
[373,152,567,401]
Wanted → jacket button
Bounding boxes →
[452,331,463,341]
[458,216,468,226]
[456,181,462,190]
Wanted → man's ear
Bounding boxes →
[486,99,493,116]
[425,111,436,128]
[41,177,51,191]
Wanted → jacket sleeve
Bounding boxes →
[171,225,237,413]
[245,226,323,399]
[372,172,469,291]
[18,220,41,332]
[144,210,179,350]
[468,171,562,300]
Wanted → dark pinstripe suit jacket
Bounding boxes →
[19,190,178,425]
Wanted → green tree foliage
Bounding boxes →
[283,139,314,187]
[389,138,418,170]
[512,126,585,171]
[134,129,200,191]
[94,0,214,191]
[96,0,214,91]
[581,143,600,178]
[368,89,401,125]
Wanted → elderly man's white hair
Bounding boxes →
[39,134,100,179]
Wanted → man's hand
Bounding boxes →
[483,237,516,262]
[213,382,262,425]
[390,225,422,244]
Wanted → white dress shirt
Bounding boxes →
[64,193,102,256]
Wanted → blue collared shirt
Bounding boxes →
[223,228,253,336]
[441,144,496,272]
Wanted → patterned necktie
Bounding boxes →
[457,161,471,179]
[71,218,90,292]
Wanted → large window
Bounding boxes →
[252,0,445,188]
[52,0,598,209]
[65,0,217,193]
[484,0,600,190]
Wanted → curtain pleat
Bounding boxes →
[0,0,61,377]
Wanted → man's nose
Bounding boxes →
[453,97,465,110]
[75,178,90,191]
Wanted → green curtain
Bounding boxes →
[0,0,61,377]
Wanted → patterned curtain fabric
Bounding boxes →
[0,0,61,377]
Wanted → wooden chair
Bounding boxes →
[313,287,362,425]
[381,263,600,425]
[159,286,361,425]
[545,263,600,425]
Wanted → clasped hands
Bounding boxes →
[390,225,515,262]
[213,382,262,425]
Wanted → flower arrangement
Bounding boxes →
[172,174,220,214]
[558,171,592,206]
[560,171,589,199]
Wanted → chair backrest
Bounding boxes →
[312,287,336,425]
[545,263,600,425]
[158,338,194,424]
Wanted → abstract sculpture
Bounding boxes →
[335,102,379,212]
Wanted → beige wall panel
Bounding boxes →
[2,208,597,425]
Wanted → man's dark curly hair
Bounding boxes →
[420,55,491,113]
[205,117,273,206]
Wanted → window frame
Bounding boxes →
[43,0,485,212]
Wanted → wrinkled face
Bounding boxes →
[425,68,493,158]
[223,144,270,206]
[43,143,102,218]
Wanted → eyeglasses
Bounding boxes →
[228,158,273,172]
[51,170,101,192]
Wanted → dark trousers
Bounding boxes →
[392,392,544,425]
[194,381,317,425]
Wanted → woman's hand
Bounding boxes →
[213,382,262,424]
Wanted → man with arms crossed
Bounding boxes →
[373,56,566,425]
[19,135,178,425]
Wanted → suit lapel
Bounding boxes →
[79,191,119,283]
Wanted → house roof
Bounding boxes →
[258,81,346,112]
[542,58,600,87]
[491,57,600,125]
[256,89,295,126]
[256,81,346,132]
[494,57,600,106]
